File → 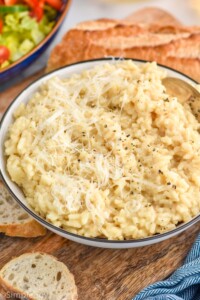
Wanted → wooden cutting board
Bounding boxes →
[0,8,200,300]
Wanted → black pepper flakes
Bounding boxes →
[167,182,171,185]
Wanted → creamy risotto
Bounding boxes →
[5,61,200,240]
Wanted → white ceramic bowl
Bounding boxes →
[0,58,199,249]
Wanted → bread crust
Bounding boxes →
[0,252,78,300]
[47,10,200,83]
[0,219,46,238]
[0,182,46,238]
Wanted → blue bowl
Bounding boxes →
[0,0,72,83]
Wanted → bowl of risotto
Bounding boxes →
[0,58,200,249]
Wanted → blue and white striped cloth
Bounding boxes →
[133,234,200,300]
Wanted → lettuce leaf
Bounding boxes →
[0,6,57,67]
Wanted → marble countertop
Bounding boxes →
[2,0,200,90]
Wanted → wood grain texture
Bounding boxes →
[0,68,45,114]
[0,8,200,300]
[0,225,199,299]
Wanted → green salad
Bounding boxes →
[0,0,62,69]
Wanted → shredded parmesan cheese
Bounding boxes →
[5,60,200,240]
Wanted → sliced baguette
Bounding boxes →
[0,182,46,237]
[47,10,200,82]
[0,252,78,300]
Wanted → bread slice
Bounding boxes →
[0,182,46,237]
[0,252,78,300]
[47,9,200,82]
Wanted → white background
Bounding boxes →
[3,0,200,89]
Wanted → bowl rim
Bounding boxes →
[1,57,200,244]
[0,0,72,74]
